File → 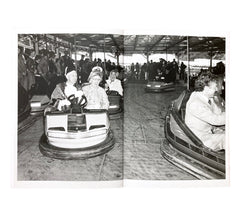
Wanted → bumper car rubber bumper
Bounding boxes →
[109,108,123,120]
[163,110,225,180]
[39,130,115,160]
[145,83,175,92]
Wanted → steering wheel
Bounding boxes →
[67,94,88,108]
[67,94,76,103]
[106,90,120,96]
[78,95,87,108]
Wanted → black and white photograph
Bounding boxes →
[17,33,226,182]
[2,1,240,216]
[18,33,124,182]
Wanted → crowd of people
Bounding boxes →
[18,46,126,112]
[18,47,125,97]
[129,58,187,83]
[18,45,226,152]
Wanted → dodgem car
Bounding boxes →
[107,90,123,120]
[30,94,50,115]
[145,75,175,92]
[39,94,115,160]
[29,74,50,115]
[29,74,66,115]
[162,90,225,179]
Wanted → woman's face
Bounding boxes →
[90,75,101,86]
[110,72,117,81]
[67,71,77,84]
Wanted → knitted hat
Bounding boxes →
[65,64,76,76]
[87,66,103,81]
[91,66,103,73]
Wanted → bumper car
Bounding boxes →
[145,76,175,92]
[162,90,225,179]
[121,77,128,89]
[107,90,123,120]
[39,94,115,160]
[29,74,50,115]
[30,94,50,115]
[18,82,31,123]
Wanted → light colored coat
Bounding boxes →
[185,91,225,151]
[106,78,123,96]
[82,85,109,110]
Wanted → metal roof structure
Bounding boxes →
[51,33,225,59]
[19,33,225,60]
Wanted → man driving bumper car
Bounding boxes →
[40,65,114,160]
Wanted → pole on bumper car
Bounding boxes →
[146,51,149,81]
[209,50,214,71]
[34,35,39,55]
[103,34,106,72]
[74,35,77,72]
[187,36,190,90]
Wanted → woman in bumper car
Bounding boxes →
[49,64,83,111]
[82,67,109,110]
[105,69,123,96]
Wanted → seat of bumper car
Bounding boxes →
[179,91,192,121]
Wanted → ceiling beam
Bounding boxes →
[109,34,121,51]
[80,34,100,48]
[162,37,187,51]
[51,34,74,44]
[177,37,212,52]
[133,35,139,51]
[147,36,165,52]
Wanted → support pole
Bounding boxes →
[74,36,77,72]
[103,34,106,72]
[209,50,213,70]
[166,47,168,61]
[44,34,48,50]
[89,49,93,61]
[176,53,180,65]
[146,51,149,81]
[35,35,39,55]
[54,36,57,53]
[116,51,119,66]
[187,36,190,90]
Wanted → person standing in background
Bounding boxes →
[37,49,49,83]
[18,46,28,90]
[26,49,36,94]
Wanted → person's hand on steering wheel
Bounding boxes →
[58,99,71,111]
[78,94,87,107]
[75,90,84,102]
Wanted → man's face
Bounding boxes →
[216,78,223,93]
[206,81,218,97]
[67,71,77,84]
